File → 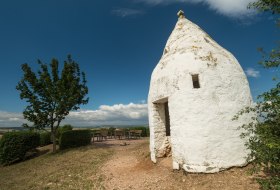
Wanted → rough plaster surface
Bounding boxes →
[148,15,254,173]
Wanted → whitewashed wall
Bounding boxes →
[148,15,253,173]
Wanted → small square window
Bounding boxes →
[192,74,200,88]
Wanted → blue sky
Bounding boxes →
[0,0,278,127]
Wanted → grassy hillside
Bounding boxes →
[0,144,113,190]
[0,138,259,190]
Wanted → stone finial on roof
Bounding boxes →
[177,10,185,19]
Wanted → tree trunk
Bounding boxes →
[51,130,57,152]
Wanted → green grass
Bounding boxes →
[0,145,113,190]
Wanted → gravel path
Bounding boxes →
[98,138,259,190]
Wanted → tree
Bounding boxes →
[248,0,280,14]
[16,55,89,152]
[234,1,280,189]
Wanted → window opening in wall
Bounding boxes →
[192,74,200,88]
[164,102,171,136]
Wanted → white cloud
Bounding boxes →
[65,103,148,126]
[135,0,257,17]
[246,68,260,78]
[112,8,145,17]
[0,102,148,128]
[140,100,146,104]
[0,111,28,127]
[9,118,20,121]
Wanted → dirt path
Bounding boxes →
[99,138,259,190]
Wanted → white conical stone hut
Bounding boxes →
[148,10,254,173]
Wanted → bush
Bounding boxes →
[0,131,40,165]
[59,130,91,150]
[246,1,280,189]
[108,127,116,137]
[61,124,73,131]
[129,126,150,137]
[39,132,51,146]
[57,124,73,140]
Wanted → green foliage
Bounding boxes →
[235,107,280,188]
[234,1,280,189]
[57,124,73,140]
[61,124,73,131]
[257,47,280,69]
[59,130,92,150]
[39,132,51,146]
[108,127,116,137]
[16,55,89,152]
[248,0,280,14]
[129,126,150,137]
[0,131,40,165]
[235,98,280,189]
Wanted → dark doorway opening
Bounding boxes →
[164,102,171,136]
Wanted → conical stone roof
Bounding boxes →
[150,11,249,103]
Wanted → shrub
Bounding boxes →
[0,131,40,165]
[57,124,73,140]
[39,132,51,146]
[246,1,280,189]
[108,127,116,137]
[129,126,150,137]
[61,124,73,131]
[59,130,91,150]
